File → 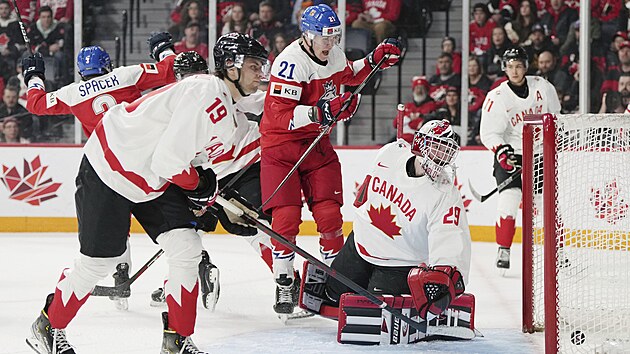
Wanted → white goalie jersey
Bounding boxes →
[480,76,561,153]
[351,141,471,281]
[84,74,247,203]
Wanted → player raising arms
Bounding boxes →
[259,3,402,316]
[480,47,560,271]
[325,120,471,317]
[25,33,269,354]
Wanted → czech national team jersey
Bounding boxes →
[479,76,561,153]
[25,55,176,137]
[352,141,471,279]
[260,39,371,148]
[84,74,240,203]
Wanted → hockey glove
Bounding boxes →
[313,92,361,126]
[147,31,175,61]
[494,144,520,173]
[215,202,258,236]
[22,53,46,85]
[367,38,402,70]
[408,264,465,320]
[182,166,218,210]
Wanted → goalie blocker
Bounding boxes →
[298,261,477,345]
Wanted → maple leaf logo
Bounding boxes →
[590,178,629,225]
[367,204,401,239]
[1,156,62,205]
[453,176,472,211]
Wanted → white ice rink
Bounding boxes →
[1,233,543,353]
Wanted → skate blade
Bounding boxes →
[278,309,315,324]
[497,267,507,277]
[26,337,45,354]
[201,268,220,311]
[114,298,129,311]
[203,291,218,312]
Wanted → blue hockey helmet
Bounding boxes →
[77,46,112,78]
[300,4,342,42]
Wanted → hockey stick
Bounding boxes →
[396,103,405,140]
[91,154,262,297]
[10,0,32,54]
[91,249,164,297]
[258,55,390,213]
[217,195,438,336]
[468,167,522,203]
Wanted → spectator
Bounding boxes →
[171,0,208,25]
[468,56,492,145]
[429,53,461,105]
[505,0,539,45]
[267,32,289,65]
[395,76,439,143]
[522,23,555,74]
[438,36,461,74]
[617,72,630,107]
[601,40,630,95]
[36,0,72,23]
[470,2,496,55]
[11,0,35,26]
[221,2,251,35]
[599,90,626,113]
[0,0,22,83]
[536,50,572,102]
[331,0,363,27]
[174,22,209,59]
[435,87,461,129]
[351,0,401,44]
[539,0,577,48]
[486,26,514,79]
[249,1,283,52]
[7,54,28,107]
[0,85,32,139]
[169,0,208,43]
[0,116,29,143]
[605,31,628,73]
[487,0,517,26]
[27,5,66,84]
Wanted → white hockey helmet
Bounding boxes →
[411,119,460,180]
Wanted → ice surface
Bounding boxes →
[0,233,543,353]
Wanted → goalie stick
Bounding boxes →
[217,195,469,337]
[468,168,522,202]
[91,155,263,297]
[259,55,391,212]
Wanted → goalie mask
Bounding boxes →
[411,119,460,181]
[173,51,209,80]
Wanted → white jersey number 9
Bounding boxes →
[92,94,117,115]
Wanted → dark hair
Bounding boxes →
[438,52,453,61]
[39,5,53,15]
[606,91,623,112]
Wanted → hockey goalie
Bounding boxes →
[297,120,477,344]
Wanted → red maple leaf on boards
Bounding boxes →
[0,156,62,205]
[367,204,401,239]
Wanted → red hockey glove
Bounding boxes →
[367,38,402,69]
[494,144,520,173]
[313,92,361,126]
[408,264,465,320]
[182,166,218,210]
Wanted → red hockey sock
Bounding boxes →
[47,270,90,329]
[496,216,516,248]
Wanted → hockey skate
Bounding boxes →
[161,312,208,354]
[199,250,220,311]
[274,272,311,323]
[150,287,167,307]
[110,262,130,310]
[496,247,510,275]
[26,294,76,354]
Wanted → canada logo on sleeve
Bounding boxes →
[270,83,301,101]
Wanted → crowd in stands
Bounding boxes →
[0,0,75,143]
[3,0,628,144]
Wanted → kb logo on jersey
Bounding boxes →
[270,83,302,101]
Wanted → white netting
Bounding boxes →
[527,114,630,353]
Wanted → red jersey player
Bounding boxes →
[259,3,401,316]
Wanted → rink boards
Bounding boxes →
[0,144,513,242]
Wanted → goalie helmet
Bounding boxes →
[173,51,208,80]
[411,119,460,181]
[77,46,112,78]
[501,47,528,71]
[213,32,269,73]
[300,4,342,43]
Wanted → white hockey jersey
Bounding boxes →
[352,141,471,281]
[84,74,243,203]
[191,90,264,178]
[480,76,561,153]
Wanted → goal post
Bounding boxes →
[522,113,630,354]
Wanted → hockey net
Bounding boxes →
[522,113,630,353]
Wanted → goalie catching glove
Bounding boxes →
[494,144,520,173]
[312,92,361,126]
[181,166,218,210]
[408,264,465,320]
